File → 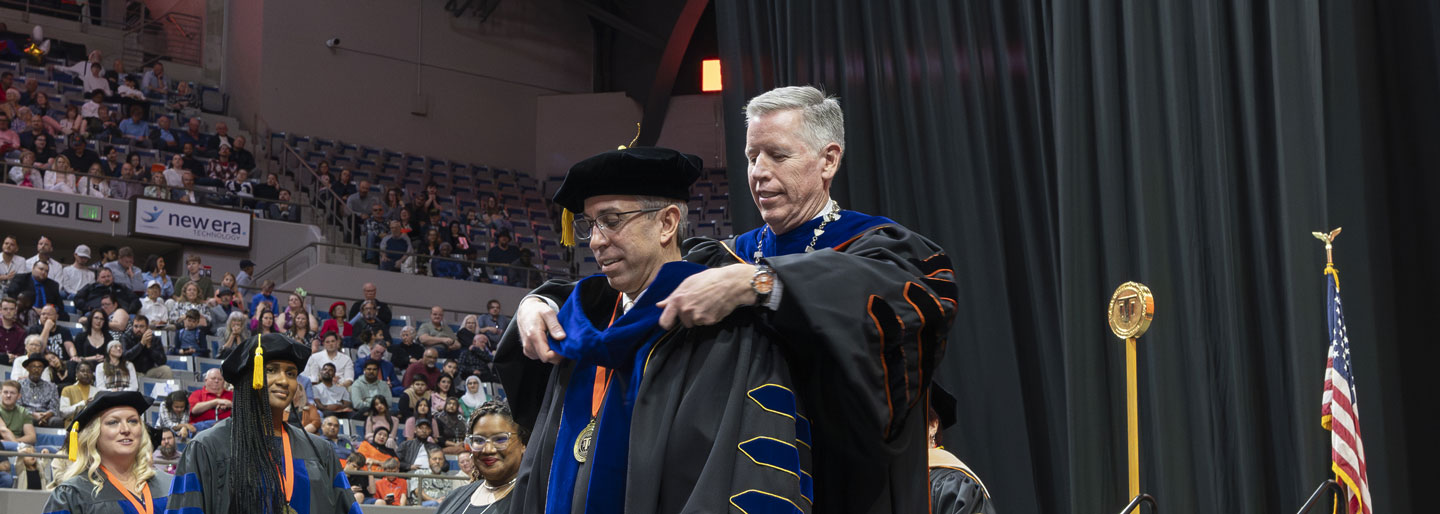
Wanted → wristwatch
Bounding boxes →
[751,265,776,304]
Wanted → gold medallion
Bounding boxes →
[1107,282,1155,339]
[573,419,596,463]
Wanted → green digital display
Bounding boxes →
[76,203,102,222]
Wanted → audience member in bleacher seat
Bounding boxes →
[155,390,196,442]
[0,298,24,365]
[160,153,185,186]
[0,113,18,154]
[348,283,393,327]
[264,188,299,222]
[433,401,526,514]
[12,291,38,328]
[288,310,319,351]
[79,90,103,120]
[447,223,473,257]
[350,357,390,417]
[206,121,232,155]
[171,282,209,327]
[18,352,62,427]
[312,362,354,419]
[104,247,145,295]
[98,295,132,341]
[58,362,96,422]
[0,380,37,458]
[167,81,196,117]
[172,255,212,300]
[6,260,65,319]
[317,301,353,344]
[61,136,98,173]
[459,376,492,420]
[16,77,39,105]
[250,303,280,337]
[8,330,45,377]
[44,350,77,389]
[509,248,544,288]
[205,144,238,183]
[91,104,121,140]
[141,62,168,93]
[304,332,355,388]
[7,151,42,187]
[477,299,508,343]
[116,105,148,141]
[120,315,171,379]
[73,268,138,314]
[148,115,180,151]
[138,281,172,327]
[401,396,432,439]
[78,162,110,198]
[172,170,199,203]
[278,291,311,328]
[223,168,254,206]
[402,346,442,391]
[229,135,255,170]
[0,237,24,287]
[93,246,118,271]
[214,310,249,359]
[486,230,520,276]
[18,114,48,152]
[171,310,209,358]
[141,256,173,298]
[10,443,54,490]
[104,163,140,201]
[70,308,113,364]
[117,76,146,103]
[247,278,277,314]
[347,178,380,217]
[95,341,138,392]
[217,272,245,312]
[391,325,422,371]
[25,236,59,274]
[455,315,480,354]
[351,300,388,342]
[0,72,9,94]
[177,118,204,150]
[1,88,20,122]
[32,304,76,361]
[43,156,78,193]
[187,368,232,431]
[397,418,438,472]
[10,106,34,134]
[433,243,468,279]
[418,306,460,358]
[28,94,63,131]
[142,166,168,199]
[381,187,406,220]
[362,397,399,448]
[343,451,370,503]
[153,427,181,474]
[320,415,356,461]
[354,330,390,370]
[378,220,414,272]
[430,374,458,414]
[456,335,498,388]
[370,457,408,506]
[58,105,86,140]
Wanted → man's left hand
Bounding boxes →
[658,264,758,329]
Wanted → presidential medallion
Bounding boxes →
[1107,282,1154,339]
[573,419,597,463]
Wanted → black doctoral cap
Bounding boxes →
[931,382,958,430]
[552,147,702,213]
[68,391,153,459]
[221,333,312,389]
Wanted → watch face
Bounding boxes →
[753,269,775,295]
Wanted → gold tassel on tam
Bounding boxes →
[561,208,577,247]
[68,422,78,460]
[252,335,265,390]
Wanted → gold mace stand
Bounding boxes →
[1108,282,1158,514]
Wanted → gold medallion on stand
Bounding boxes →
[1108,281,1155,339]
[574,419,597,463]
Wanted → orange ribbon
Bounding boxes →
[100,465,153,514]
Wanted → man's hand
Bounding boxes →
[516,297,564,364]
[658,264,759,329]
[42,318,54,333]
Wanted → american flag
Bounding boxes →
[1320,269,1372,514]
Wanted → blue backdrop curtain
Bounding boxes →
[715,1,1436,513]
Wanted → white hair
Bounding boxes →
[744,85,846,153]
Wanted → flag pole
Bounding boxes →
[1310,227,1343,514]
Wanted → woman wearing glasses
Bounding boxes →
[435,401,527,514]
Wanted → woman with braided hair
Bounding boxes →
[164,333,360,514]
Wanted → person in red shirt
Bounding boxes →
[371,458,408,505]
[401,348,441,389]
[188,368,233,430]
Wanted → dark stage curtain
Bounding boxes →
[715,1,1436,513]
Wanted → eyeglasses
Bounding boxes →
[572,208,663,240]
[466,433,514,451]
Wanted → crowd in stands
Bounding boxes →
[1,234,512,504]
[0,51,296,220]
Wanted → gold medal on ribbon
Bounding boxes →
[573,419,597,463]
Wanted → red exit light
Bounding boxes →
[702,59,722,92]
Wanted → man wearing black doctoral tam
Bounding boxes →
[497,146,813,513]
[164,333,361,514]
[510,86,958,513]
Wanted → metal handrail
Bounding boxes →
[281,142,354,244]
[1296,480,1341,514]
[3,159,317,215]
[1117,494,1157,514]
[12,0,130,29]
[121,8,204,68]
[253,239,569,288]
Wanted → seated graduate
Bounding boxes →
[44,391,171,514]
[929,383,996,514]
[434,400,527,514]
[499,147,811,513]
[164,334,361,514]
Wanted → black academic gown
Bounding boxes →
[497,262,813,514]
[502,211,956,514]
[929,448,996,514]
[45,473,173,514]
[164,418,362,514]
[434,480,514,514]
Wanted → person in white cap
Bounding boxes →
[57,245,97,299]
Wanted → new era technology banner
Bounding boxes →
[131,198,253,249]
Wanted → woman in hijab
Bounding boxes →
[459,376,487,420]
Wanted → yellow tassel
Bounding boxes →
[252,335,265,390]
[68,422,78,461]
[561,208,576,247]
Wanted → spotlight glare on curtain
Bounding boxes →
[701,59,722,92]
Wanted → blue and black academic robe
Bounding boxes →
[45,473,172,514]
[499,261,813,514]
[929,448,997,514]
[500,209,957,514]
[163,418,362,514]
